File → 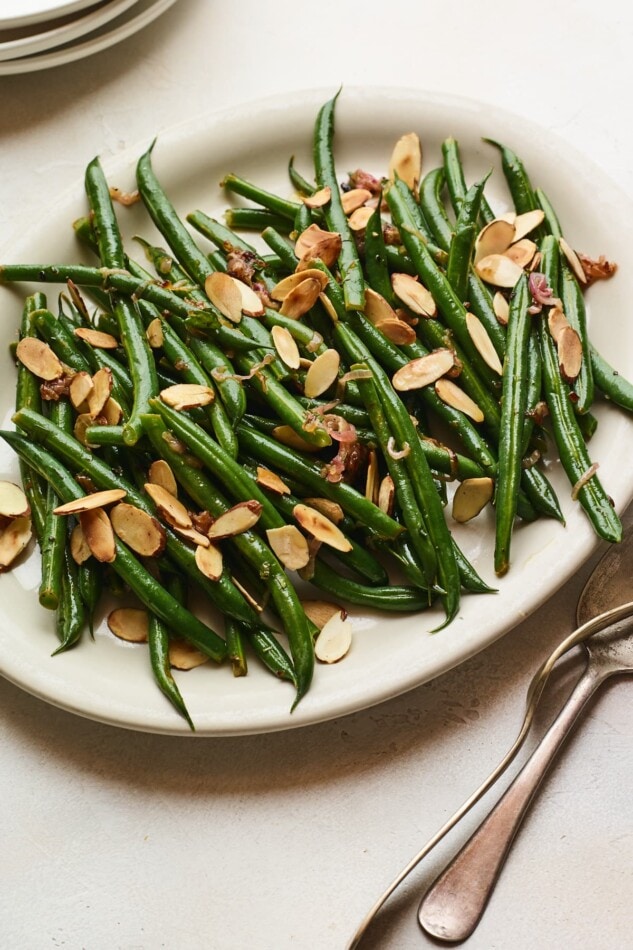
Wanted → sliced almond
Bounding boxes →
[87,367,113,418]
[301,599,343,631]
[295,225,341,268]
[348,206,374,231]
[148,459,178,497]
[159,383,215,411]
[452,477,494,523]
[559,237,587,285]
[74,327,119,349]
[100,397,123,426]
[107,607,149,643]
[302,497,344,524]
[15,337,63,380]
[53,488,126,516]
[266,525,310,570]
[378,474,395,516]
[271,325,301,369]
[304,348,340,398]
[0,515,32,569]
[73,412,98,448]
[504,238,537,269]
[169,638,210,670]
[194,542,223,581]
[207,500,263,540]
[0,481,29,519]
[365,448,379,505]
[110,502,166,557]
[389,132,422,190]
[465,313,503,375]
[302,186,331,209]
[341,188,372,214]
[493,292,510,326]
[144,482,192,529]
[557,325,583,383]
[293,503,352,552]
[314,611,353,663]
[474,219,515,263]
[280,277,322,319]
[204,271,243,322]
[474,253,524,288]
[392,348,456,391]
[270,269,329,301]
[69,371,94,412]
[375,318,417,346]
[318,292,339,322]
[271,425,322,453]
[234,279,265,317]
[512,209,545,242]
[256,466,290,495]
[79,507,116,563]
[171,523,210,547]
[435,378,484,422]
[391,273,436,317]
[70,522,92,564]
[547,305,570,343]
[146,318,164,349]
[363,287,398,326]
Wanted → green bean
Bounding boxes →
[225,208,293,234]
[288,155,315,197]
[148,615,194,729]
[77,559,101,637]
[363,199,396,304]
[308,560,429,612]
[559,260,594,415]
[534,187,563,239]
[418,167,453,250]
[225,617,248,677]
[466,271,507,361]
[38,400,74,610]
[446,175,489,302]
[441,137,495,224]
[16,293,49,538]
[590,345,633,411]
[53,543,86,654]
[247,624,297,684]
[483,139,538,215]
[221,173,302,221]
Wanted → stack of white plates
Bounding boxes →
[0,0,178,75]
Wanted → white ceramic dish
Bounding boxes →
[1,88,632,737]
[0,0,102,31]
[0,0,140,63]
[0,0,176,74]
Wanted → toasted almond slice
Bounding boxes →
[87,367,113,418]
[74,327,119,349]
[504,238,537,269]
[302,186,331,208]
[318,292,338,322]
[159,383,215,411]
[70,522,92,564]
[365,448,379,505]
[172,523,210,547]
[295,225,341,268]
[389,132,422,190]
[148,459,178,497]
[293,503,352,552]
[512,209,545,242]
[301,599,344,631]
[110,502,166,557]
[341,188,372,214]
[302,497,344,524]
[304,348,340,398]
[280,277,322,319]
[363,287,398,325]
[144,482,192,529]
[493,291,510,326]
[0,481,30,519]
[271,424,322,453]
[474,219,515,263]
[207,500,263,540]
[375,317,417,346]
[314,611,353,663]
[499,211,517,225]
[392,348,456,391]
[435,378,484,422]
[547,305,570,343]
[204,272,243,322]
[270,269,329,301]
[169,638,210,670]
[266,525,310,570]
[348,206,374,231]
[69,371,94,412]
[452,476,494,523]
[391,273,436,317]
[0,515,32,569]
[100,396,123,426]
[271,325,301,369]
[107,607,148,643]
[559,237,587,284]
[79,507,116,563]
[256,466,290,495]
[53,488,126,516]
[195,542,223,580]
[465,313,503,375]
[474,253,524,288]
[73,412,98,448]
[15,337,63,380]
[234,279,266,317]
[558,325,583,382]
[378,474,395,516]
[146,318,164,348]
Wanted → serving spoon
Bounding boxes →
[348,527,633,948]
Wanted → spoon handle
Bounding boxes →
[418,665,606,942]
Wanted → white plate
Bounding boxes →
[0,0,140,63]
[1,88,632,736]
[0,0,177,73]
[0,0,102,30]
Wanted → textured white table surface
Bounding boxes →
[1,2,632,948]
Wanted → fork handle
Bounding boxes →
[418,665,607,942]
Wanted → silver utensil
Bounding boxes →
[348,527,633,949]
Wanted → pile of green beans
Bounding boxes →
[1,92,631,728]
